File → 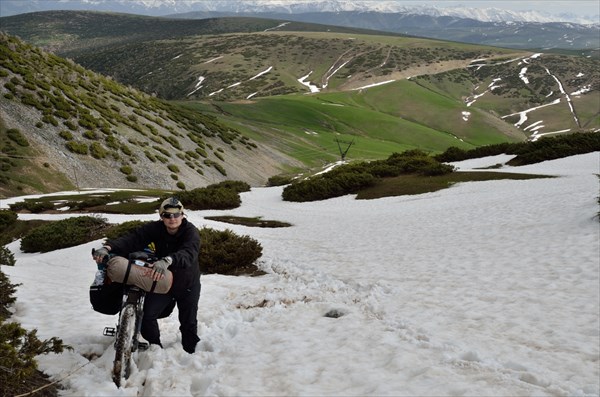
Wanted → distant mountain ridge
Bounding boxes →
[170,11,600,50]
[1,0,598,24]
[1,1,598,50]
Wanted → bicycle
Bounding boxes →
[99,251,157,388]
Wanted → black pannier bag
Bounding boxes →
[89,282,124,315]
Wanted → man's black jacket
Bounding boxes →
[107,218,200,293]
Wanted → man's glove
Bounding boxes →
[152,257,172,277]
[93,246,110,263]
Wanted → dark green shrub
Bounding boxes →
[267,175,293,186]
[6,128,29,147]
[41,114,58,126]
[282,172,376,202]
[65,196,111,210]
[59,130,73,140]
[105,135,120,150]
[507,132,600,165]
[0,210,18,232]
[66,141,88,155]
[8,201,54,213]
[20,216,109,253]
[199,227,262,274]
[64,120,78,131]
[282,150,454,202]
[378,150,454,176]
[0,247,15,266]
[399,156,454,176]
[0,322,68,397]
[104,220,150,240]
[89,142,108,159]
[0,268,69,397]
[178,186,241,210]
[195,148,207,158]
[145,150,157,162]
[83,130,98,140]
[213,180,251,193]
[0,270,18,320]
[435,132,600,165]
[121,145,133,156]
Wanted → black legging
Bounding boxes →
[141,282,201,353]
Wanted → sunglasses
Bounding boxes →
[161,212,182,219]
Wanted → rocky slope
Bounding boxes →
[0,33,301,197]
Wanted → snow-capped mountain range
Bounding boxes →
[0,0,598,25]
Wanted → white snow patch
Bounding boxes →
[3,153,599,397]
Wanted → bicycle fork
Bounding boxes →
[103,293,148,351]
[132,295,148,352]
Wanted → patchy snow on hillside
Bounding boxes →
[3,152,599,396]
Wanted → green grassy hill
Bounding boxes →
[181,80,525,168]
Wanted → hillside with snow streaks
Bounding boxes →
[463,53,594,140]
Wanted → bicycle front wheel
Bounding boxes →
[112,304,136,387]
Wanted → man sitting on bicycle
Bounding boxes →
[93,197,201,354]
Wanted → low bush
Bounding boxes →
[89,142,108,159]
[0,270,69,397]
[65,196,111,210]
[20,216,109,253]
[213,180,251,193]
[283,172,376,202]
[0,210,18,232]
[0,271,18,320]
[104,220,150,240]
[435,132,600,165]
[0,246,15,266]
[178,186,240,210]
[199,227,262,274]
[267,174,293,186]
[282,150,452,202]
[8,200,55,213]
[59,130,74,140]
[177,181,248,210]
[7,128,29,147]
[66,141,88,155]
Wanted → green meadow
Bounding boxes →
[180,78,525,167]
